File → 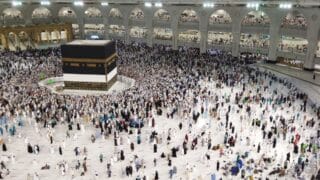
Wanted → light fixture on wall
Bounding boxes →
[74,1,84,6]
[12,1,22,6]
[246,2,259,10]
[155,2,162,7]
[144,2,152,7]
[203,2,214,8]
[279,3,292,9]
[40,1,50,5]
[101,2,109,6]
[90,35,99,39]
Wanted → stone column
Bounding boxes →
[3,32,8,49]
[23,6,33,26]
[4,32,9,49]
[123,12,130,44]
[103,13,109,40]
[268,18,281,63]
[15,33,21,49]
[143,8,153,46]
[0,35,5,48]
[231,16,241,57]
[171,10,179,50]
[146,20,153,47]
[75,8,85,40]
[47,29,51,43]
[4,36,9,49]
[199,12,208,54]
[67,28,73,41]
[304,15,319,70]
[78,20,85,39]
[34,30,40,43]
[51,5,60,24]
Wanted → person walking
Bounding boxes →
[59,146,62,155]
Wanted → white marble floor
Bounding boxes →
[38,76,135,96]
[1,76,319,180]
[257,63,320,105]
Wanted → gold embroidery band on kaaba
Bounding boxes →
[107,58,117,65]
[62,53,117,63]
[86,63,97,67]
[70,63,80,67]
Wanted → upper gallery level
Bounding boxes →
[0,1,320,71]
[0,0,320,5]
[0,1,318,27]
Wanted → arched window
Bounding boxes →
[154,9,170,21]
[58,7,77,18]
[209,10,231,24]
[281,11,307,29]
[84,24,105,36]
[130,8,144,20]
[109,8,123,19]
[278,36,308,54]
[153,28,172,40]
[85,7,102,18]
[179,9,198,23]
[130,26,148,38]
[207,31,232,45]
[109,25,125,36]
[242,11,270,26]
[32,7,51,18]
[3,8,23,19]
[240,33,270,48]
[178,30,200,43]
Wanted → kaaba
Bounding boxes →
[61,40,117,90]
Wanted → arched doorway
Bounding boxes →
[8,32,18,51]
[315,41,320,71]
[240,33,270,49]
[84,24,105,39]
[50,30,61,43]
[277,36,308,68]
[153,28,173,40]
[281,11,307,29]
[18,31,31,50]
[130,26,148,38]
[108,25,125,40]
[207,31,232,46]
[60,29,68,41]
[178,30,200,43]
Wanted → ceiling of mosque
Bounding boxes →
[0,0,319,6]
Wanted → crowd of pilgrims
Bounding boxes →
[0,41,319,180]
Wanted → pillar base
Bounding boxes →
[303,67,314,71]
[172,46,178,51]
[147,41,152,47]
[265,60,277,64]
[232,56,239,61]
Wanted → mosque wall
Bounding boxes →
[0,3,319,70]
